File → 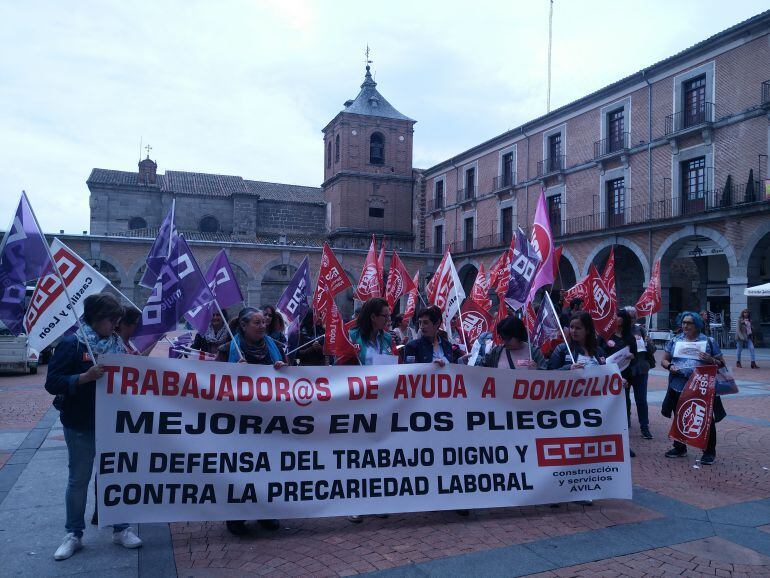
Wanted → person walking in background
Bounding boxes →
[45,293,142,561]
[736,309,759,369]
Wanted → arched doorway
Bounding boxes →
[458,263,478,298]
[745,231,770,346]
[553,253,577,292]
[589,245,646,311]
[657,231,735,332]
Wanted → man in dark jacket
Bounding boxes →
[403,306,454,365]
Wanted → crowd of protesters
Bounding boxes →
[44,288,737,558]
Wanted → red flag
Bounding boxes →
[385,251,416,308]
[354,236,381,301]
[552,246,563,280]
[403,271,420,322]
[585,264,615,341]
[565,275,589,303]
[426,248,449,304]
[460,299,494,346]
[470,263,492,310]
[313,243,352,319]
[636,260,662,317]
[528,190,555,300]
[344,317,357,332]
[602,248,617,314]
[324,302,360,363]
[492,300,509,345]
[669,366,717,451]
[377,238,387,296]
[489,248,513,297]
[522,301,537,335]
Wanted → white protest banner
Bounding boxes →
[24,238,109,351]
[95,356,631,526]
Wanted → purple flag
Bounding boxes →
[505,229,542,311]
[132,235,214,352]
[275,256,310,351]
[184,249,244,333]
[0,193,52,334]
[139,201,177,288]
[530,295,563,351]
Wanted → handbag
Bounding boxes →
[706,338,739,395]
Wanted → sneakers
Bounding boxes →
[347,515,363,523]
[641,426,653,440]
[54,533,82,560]
[112,527,143,549]
[700,453,716,465]
[665,447,687,458]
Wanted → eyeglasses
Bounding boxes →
[681,320,695,326]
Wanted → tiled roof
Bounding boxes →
[341,66,413,122]
[244,180,324,204]
[88,168,322,203]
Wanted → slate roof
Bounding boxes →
[341,66,413,121]
[88,168,322,204]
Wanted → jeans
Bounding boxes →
[630,373,650,427]
[736,339,755,363]
[64,427,127,537]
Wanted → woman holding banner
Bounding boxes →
[191,310,229,357]
[45,293,143,561]
[661,311,726,465]
[482,316,547,369]
[601,310,637,426]
[225,307,285,535]
[548,311,605,370]
[347,297,395,523]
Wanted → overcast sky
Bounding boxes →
[1,0,767,234]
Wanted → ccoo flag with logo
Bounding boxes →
[139,202,177,288]
[505,229,542,311]
[184,250,243,333]
[669,365,717,451]
[0,193,52,334]
[133,235,214,352]
[276,256,311,351]
[530,296,563,352]
[24,239,111,352]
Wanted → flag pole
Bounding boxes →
[546,291,574,364]
[23,192,97,364]
[167,199,175,259]
[214,299,244,361]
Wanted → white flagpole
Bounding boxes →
[167,199,175,259]
[23,192,97,364]
[546,291,574,364]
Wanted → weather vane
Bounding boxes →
[365,44,373,68]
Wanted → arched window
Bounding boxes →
[199,215,219,233]
[335,134,340,163]
[128,216,147,230]
[369,132,385,165]
[326,141,331,168]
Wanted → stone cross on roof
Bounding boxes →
[145,144,152,159]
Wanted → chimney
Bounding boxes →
[138,156,157,185]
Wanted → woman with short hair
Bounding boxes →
[660,311,726,465]
[45,293,142,561]
[225,308,285,535]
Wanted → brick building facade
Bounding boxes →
[27,11,770,341]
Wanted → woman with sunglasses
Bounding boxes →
[661,311,726,465]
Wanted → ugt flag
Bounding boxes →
[431,252,466,339]
[505,229,541,311]
[312,244,351,320]
[354,236,381,301]
[602,248,617,317]
[323,301,360,364]
[469,263,492,310]
[460,299,493,347]
[636,260,662,317]
[185,249,244,333]
[0,192,52,334]
[133,235,213,352]
[669,366,717,451]
[385,250,416,308]
[403,271,420,322]
[585,264,615,341]
[139,201,177,288]
[24,239,110,352]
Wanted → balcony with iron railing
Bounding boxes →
[559,181,767,237]
[457,185,475,204]
[594,132,629,159]
[664,102,715,136]
[493,173,516,192]
[427,195,445,213]
[537,155,565,177]
[763,80,770,107]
